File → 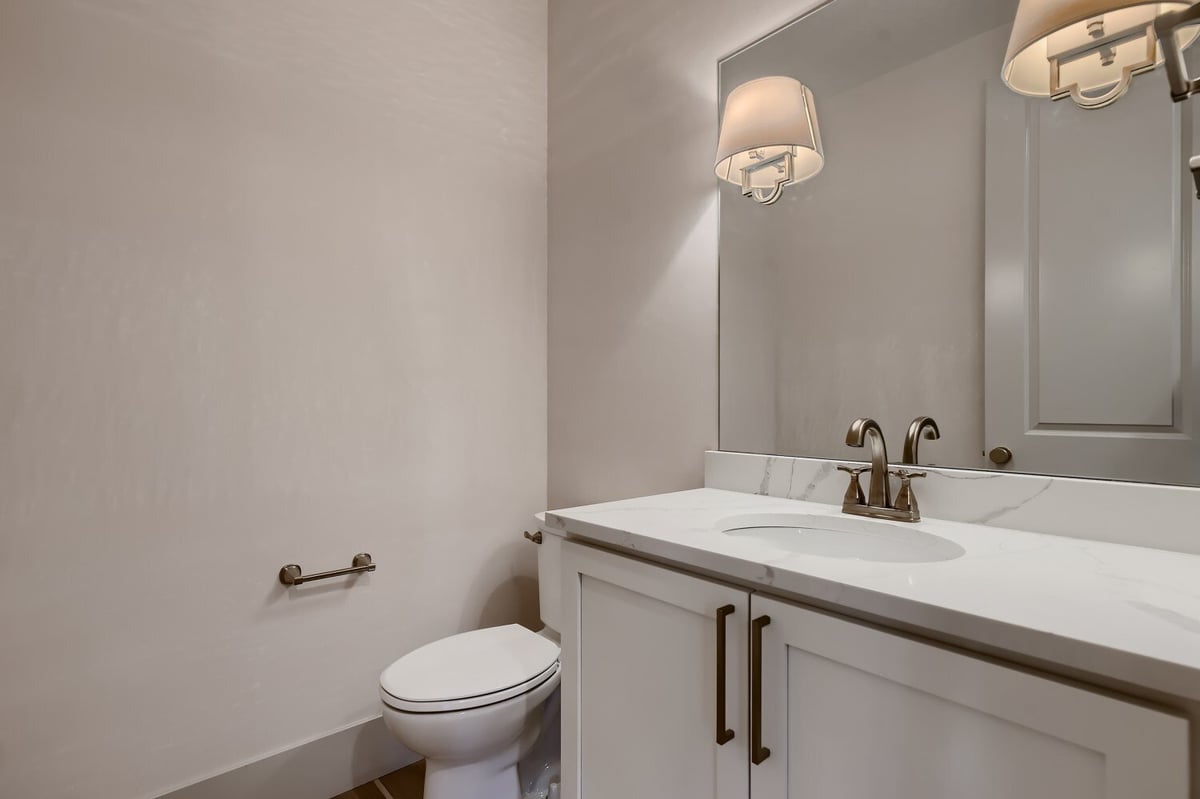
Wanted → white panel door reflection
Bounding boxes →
[985,72,1200,483]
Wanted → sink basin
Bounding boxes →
[717,512,965,563]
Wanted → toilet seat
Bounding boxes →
[382,661,560,713]
[380,624,561,714]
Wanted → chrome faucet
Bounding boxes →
[902,416,940,465]
[838,417,926,523]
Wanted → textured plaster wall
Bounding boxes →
[0,2,547,797]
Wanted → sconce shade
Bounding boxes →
[1003,0,1200,109]
[715,76,824,204]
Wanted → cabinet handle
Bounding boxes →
[751,614,772,765]
[715,604,736,745]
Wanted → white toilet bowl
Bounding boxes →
[380,624,561,799]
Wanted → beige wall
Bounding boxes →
[0,2,546,798]
[547,0,824,508]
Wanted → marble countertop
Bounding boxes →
[544,488,1200,700]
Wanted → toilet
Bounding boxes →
[380,524,564,799]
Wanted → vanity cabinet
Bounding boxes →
[559,540,750,799]
[752,592,1188,799]
[560,541,1189,799]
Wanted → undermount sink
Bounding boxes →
[717,512,965,563]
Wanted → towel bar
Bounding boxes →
[279,553,375,586]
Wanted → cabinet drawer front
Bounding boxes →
[751,595,1189,799]
[560,542,750,799]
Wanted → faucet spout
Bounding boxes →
[902,416,941,465]
[844,417,892,509]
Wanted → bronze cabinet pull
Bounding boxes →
[751,614,772,765]
[716,604,736,745]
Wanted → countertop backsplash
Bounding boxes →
[706,451,1200,557]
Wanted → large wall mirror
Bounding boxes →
[719,0,1200,485]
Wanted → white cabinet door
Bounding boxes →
[560,541,750,799]
[751,594,1189,799]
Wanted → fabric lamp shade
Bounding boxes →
[1003,0,1200,109]
[715,76,824,204]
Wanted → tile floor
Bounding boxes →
[332,761,424,799]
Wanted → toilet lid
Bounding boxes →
[380,624,560,705]
[381,662,560,713]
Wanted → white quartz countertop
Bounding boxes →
[544,488,1200,700]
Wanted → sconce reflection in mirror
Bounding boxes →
[1002,0,1200,110]
[715,76,824,206]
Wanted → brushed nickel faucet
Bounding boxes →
[838,417,926,523]
[902,416,941,465]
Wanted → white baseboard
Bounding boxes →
[156,716,418,799]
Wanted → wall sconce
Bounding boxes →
[1002,1,1200,110]
[1155,4,1200,197]
[715,76,824,205]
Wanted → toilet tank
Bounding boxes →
[534,515,565,635]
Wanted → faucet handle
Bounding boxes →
[837,464,871,507]
[888,469,926,520]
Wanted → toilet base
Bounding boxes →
[424,748,519,799]
[380,655,560,799]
